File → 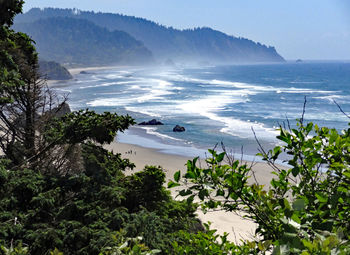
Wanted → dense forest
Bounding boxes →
[1,2,350,254]
[15,8,285,64]
[14,17,153,66]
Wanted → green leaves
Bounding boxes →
[174,171,181,182]
[46,110,135,145]
[171,116,350,253]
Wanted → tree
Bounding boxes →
[0,1,138,173]
[0,0,53,167]
[0,0,24,27]
[170,118,350,254]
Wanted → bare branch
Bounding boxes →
[300,96,307,126]
[333,100,350,119]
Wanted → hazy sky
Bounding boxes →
[23,0,350,60]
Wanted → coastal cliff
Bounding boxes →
[15,8,285,64]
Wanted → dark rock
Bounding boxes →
[80,71,89,74]
[138,119,164,125]
[173,125,185,132]
[50,102,71,118]
[39,60,73,80]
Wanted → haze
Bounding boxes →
[23,0,350,60]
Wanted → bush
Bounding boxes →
[170,119,350,254]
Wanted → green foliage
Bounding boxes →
[170,119,350,254]
[100,234,161,255]
[0,144,200,254]
[169,223,269,255]
[1,2,202,254]
[0,0,24,27]
[0,243,28,255]
[123,166,169,212]
[46,110,135,145]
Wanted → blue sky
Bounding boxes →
[23,0,350,60]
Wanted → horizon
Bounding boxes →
[22,0,350,61]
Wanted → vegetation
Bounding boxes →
[38,60,72,80]
[170,118,350,254]
[1,1,350,254]
[14,17,153,66]
[15,8,285,64]
[0,3,198,254]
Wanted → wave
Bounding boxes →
[176,92,277,140]
[138,126,184,142]
[125,107,162,117]
[52,88,72,93]
[79,80,138,89]
[276,87,335,94]
[87,89,174,107]
[313,95,350,103]
[289,81,322,84]
[166,73,336,96]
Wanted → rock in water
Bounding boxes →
[173,125,185,132]
[138,119,164,125]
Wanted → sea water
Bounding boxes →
[53,61,350,160]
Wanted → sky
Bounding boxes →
[22,0,350,60]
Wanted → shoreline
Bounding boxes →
[15,64,281,242]
[47,64,282,241]
[47,65,124,86]
[105,138,276,242]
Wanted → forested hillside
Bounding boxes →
[15,8,285,64]
[14,17,153,66]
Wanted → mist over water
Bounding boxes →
[54,62,350,158]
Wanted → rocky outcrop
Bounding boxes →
[173,125,185,132]
[138,119,164,125]
[49,102,71,118]
[39,60,73,80]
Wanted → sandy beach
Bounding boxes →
[46,66,118,86]
[47,64,278,242]
[3,64,281,243]
[104,140,276,242]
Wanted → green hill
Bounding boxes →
[16,8,284,64]
[14,17,154,66]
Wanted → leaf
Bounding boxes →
[315,192,328,203]
[179,189,192,196]
[216,152,225,162]
[232,160,239,169]
[305,122,313,133]
[187,160,193,171]
[292,167,300,177]
[184,171,196,179]
[186,195,195,204]
[168,181,180,188]
[174,171,181,182]
[198,189,208,200]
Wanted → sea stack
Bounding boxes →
[173,125,185,132]
[138,119,164,125]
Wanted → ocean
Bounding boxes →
[53,61,350,161]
